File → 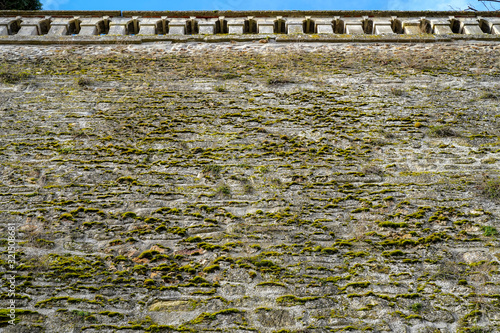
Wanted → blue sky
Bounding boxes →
[41,0,474,11]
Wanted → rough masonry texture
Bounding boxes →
[1,10,500,43]
[0,9,500,333]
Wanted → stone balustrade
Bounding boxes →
[0,12,499,37]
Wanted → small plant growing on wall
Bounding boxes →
[478,176,500,201]
[77,77,92,87]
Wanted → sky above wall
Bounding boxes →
[41,0,477,11]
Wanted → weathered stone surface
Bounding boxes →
[149,300,194,311]
[0,40,499,333]
[255,308,295,327]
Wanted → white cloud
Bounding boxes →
[41,0,69,10]
[388,0,469,10]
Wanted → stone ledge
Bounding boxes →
[0,10,499,18]
[0,33,499,45]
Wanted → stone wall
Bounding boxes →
[0,32,499,332]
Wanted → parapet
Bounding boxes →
[0,10,499,43]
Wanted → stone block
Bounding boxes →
[169,25,185,35]
[47,25,68,35]
[316,21,333,34]
[228,25,243,34]
[424,18,452,34]
[79,25,98,35]
[227,19,245,35]
[108,17,136,35]
[168,19,186,35]
[17,18,48,35]
[374,24,394,34]
[48,18,77,35]
[337,17,365,34]
[79,18,107,35]
[479,18,500,34]
[287,23,303,34]
[256,309,295,327]
[317,25,332,34]
[371,18,394,34]
[138,18,164,35]
[393,18,422,34]
[227,18,245,34]
[139,25,156,35]
[453,18,483,34]
[149,301,193,312]
[345,24,364,35]
[18,26,39,36]
[0,18,20,35]
[463,24,483,34]
[434,24,452,34]
[403,25,420,34]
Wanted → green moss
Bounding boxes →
[133,265,147,274]
[410,303,422,312]
[117,176,138,184]
[198,242,222,251]
[462,310,483,323]
[0,71,29,84]
[215,185,231,197]
[320,247,338,254]
[482,226,498,237]
[99,311,124,318]
[339,281,370,291]
[382,250,405,257]
[0,309,39,327]
[109,239,123,246]
[137,250,160,260]
[276,295,319,306]
[428,125,458,137]
[185,236,203,243]
[345,251,369,258]
[202,164,222,176]
[83,221,106,228]
[256,281,286,287]
[122,211,138,219]
[59,213,75,221]
[191,308,244,324]
[35,296,104,308]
